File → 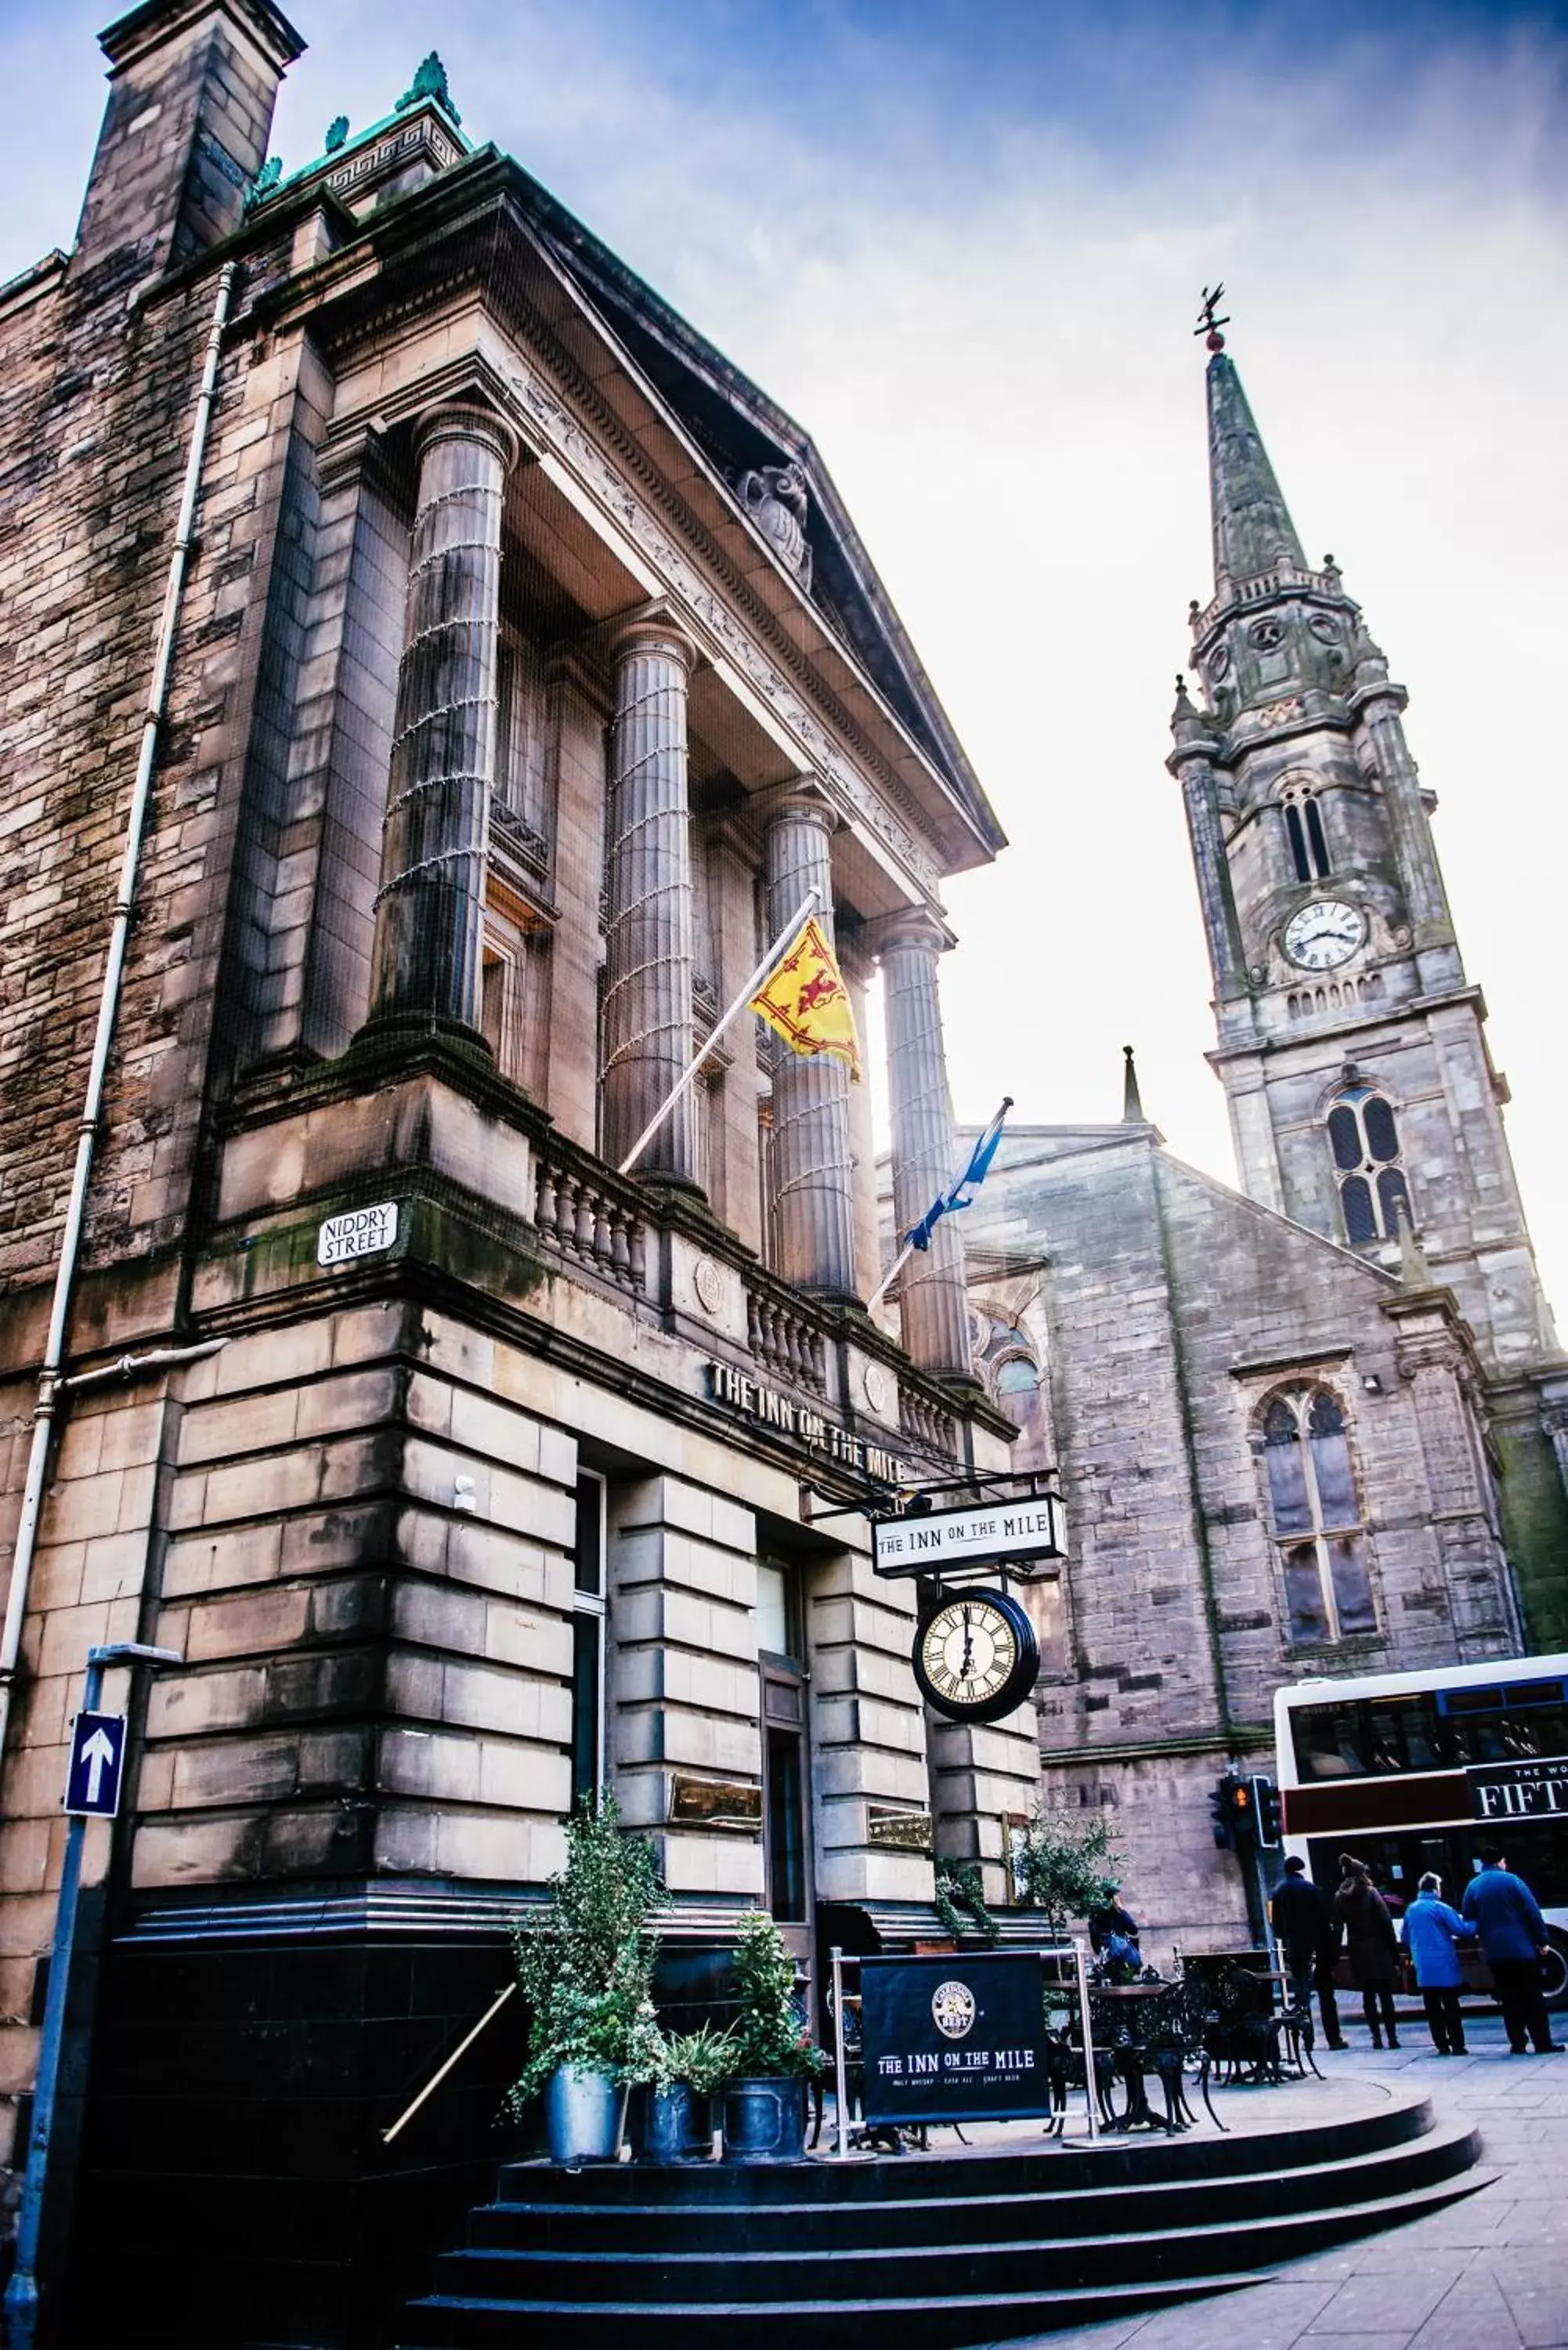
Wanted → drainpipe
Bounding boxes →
[0,259,237,1778]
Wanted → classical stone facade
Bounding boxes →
[0,8,1028,2340]
[952,339,1568,1956]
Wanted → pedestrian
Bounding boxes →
[1086,1880,1140,1959]
[1400,1871,1476,2055]
[1270,1854,1346,2050]
[1461,1850,1563,2056]
[1331,1853,1401,2049]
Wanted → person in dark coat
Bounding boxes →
[1331,1853,1401,2048]
[1086,1882,1140,1959]
[1400,1871,1476,2055]
[1461,1851,1563,2056]
[1270,1855,1345,2050]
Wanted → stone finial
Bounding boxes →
[324,115,349,153]
[1395,1193,1432,1289]
[396,52,461,126]
[1122,1044,1144,1124]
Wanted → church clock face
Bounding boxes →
[1282,898,1365,971]
[913,1589,1040,1723]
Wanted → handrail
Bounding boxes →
[381,1980,516,2146]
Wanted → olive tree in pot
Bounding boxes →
[638,2023,739,2164]
[506,1797,665,2164]
[721,1911,827,2164]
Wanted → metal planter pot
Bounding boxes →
[721,2075,807,2164]
[546,2062,628,2165]
[640,2081,715,2164]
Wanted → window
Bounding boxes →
[571,1472,607,1808]
[1328,1084,1409,1244]
[994,1351,1053,1471]
[1261,1386,1376,1645]
[1281,783,1331,883]
[493,629,551,866]
[756,1556,810,1924]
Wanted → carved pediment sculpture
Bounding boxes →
[735,462,812,591]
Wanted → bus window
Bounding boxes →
[1292,1703,1367,1781]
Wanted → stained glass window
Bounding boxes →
[1327,1086,1411,1245]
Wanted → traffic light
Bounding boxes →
[1248,1774,1282,1848]
[1230,1776,1254,1843]
[1209,1773,1241,1849]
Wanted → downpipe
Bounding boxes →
[0,259,237,1786]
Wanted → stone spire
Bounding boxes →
[1206,350,1306,588]
[1122,1045,1144,1124]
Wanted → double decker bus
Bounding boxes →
[1274,1652,1568,2009]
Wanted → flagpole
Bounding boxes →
[866,1237,916,1315]
[616,887,822,1177]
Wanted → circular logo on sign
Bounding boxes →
[930,1980,976,2041]
[692,1256,724,1315]
[863,1361,893,1418]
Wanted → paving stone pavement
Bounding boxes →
[999,2012,1568,2350]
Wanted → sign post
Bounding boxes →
[3,1642,183,2350]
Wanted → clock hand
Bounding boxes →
[960,1605,974,1679]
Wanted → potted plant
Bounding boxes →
[638,2023,738,2164]
[506,1796,666,2164]
[721,1911,826,2164]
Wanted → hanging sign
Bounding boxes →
[859,1951,1050,2126]
[873,1493,1064,1580]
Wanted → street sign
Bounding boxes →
[317,1201,399,1266]
[64,1712,126,1818]
[872,1491,1065,1580]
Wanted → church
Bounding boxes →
[956,322,1568,1947]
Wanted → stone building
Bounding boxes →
[955,337,1568,1951]
[0,5,1037,2338]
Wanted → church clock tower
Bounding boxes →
[1169,313,1557,1383]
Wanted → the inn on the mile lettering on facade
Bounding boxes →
[1,2,1565,2341]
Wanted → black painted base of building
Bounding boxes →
[66,1887,534,2350]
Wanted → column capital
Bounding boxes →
[868,902,955,959]
[410,400,520,477]
[596,599,703,675]
[755,774,838,830]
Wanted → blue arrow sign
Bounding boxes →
[64,1712,125,1818]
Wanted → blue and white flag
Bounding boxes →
[904,1097,1013,1253]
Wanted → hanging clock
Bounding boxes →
[913,1588,1040,1723]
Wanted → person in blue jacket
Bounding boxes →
[1400,1872,1476,2054]
[1461,1850,1563,2056]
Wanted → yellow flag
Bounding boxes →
[750,916,862,1082]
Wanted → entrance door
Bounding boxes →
[757,1560,815,2002]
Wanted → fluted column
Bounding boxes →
[764,789,858,1299]
[368,406,513,1036]
[602,621,700,1187]
[880,909,974,1382]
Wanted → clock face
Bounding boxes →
[912,1589,1040,1724]
[1282,898,1365,971]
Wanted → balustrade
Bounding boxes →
[744,1278,828,1397]
[531,1147,648,1299]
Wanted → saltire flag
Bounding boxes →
[905,1097,1013,1251]
[750,915,862,1082]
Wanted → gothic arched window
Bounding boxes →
[992,1349,1052,1471]
[1281,783,1331,883]
[1327,1084,1409,1245]
[1261,1386,1376,1644]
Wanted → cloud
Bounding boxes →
[5,0,1566,1316]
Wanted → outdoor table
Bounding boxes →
[1090,1983,1172,2132]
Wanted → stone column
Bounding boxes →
[764,789,858,1299]
[880,909,973,1382]
[1359,692,1457,956]
[367,406,513,1038]
[1169,740,1248,1003]
[601,621,699,1186]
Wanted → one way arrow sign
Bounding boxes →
[65,1712,127,1818]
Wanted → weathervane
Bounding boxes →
[1195,284,1230,352]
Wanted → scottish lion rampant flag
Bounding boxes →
[750,915,862,1082]
[905,1097,1013,1251]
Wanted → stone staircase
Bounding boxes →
[396,2085,1487,2348]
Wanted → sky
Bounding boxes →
[5,0,1568,1315]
